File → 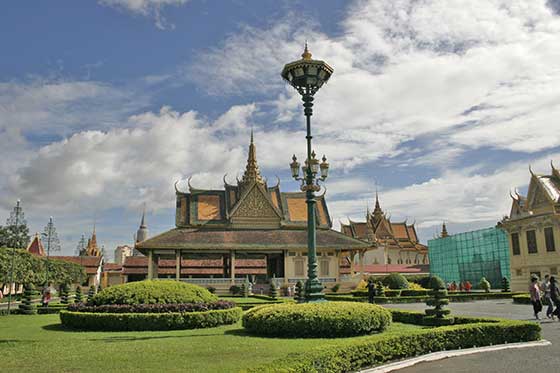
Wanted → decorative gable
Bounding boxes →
[230,183,281,228]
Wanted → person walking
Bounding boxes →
[541,275,553,319]
[529,274,542,320]
[550,276,560,320]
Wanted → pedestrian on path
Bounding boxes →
[541,275,553,319]
[529,274,542,320]
[549,276,560,320]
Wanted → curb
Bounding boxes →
[360,340,551,373]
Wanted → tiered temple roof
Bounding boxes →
[136,134,370,253]
[340,193,427,255]
[505,162,560,220]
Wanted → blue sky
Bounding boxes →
[1,0,560,259]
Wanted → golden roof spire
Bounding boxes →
[441,222,449,238]
[240,130,264,190]
[301,41,312,60]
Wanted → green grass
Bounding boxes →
[0,314,420,372]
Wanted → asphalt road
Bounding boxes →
[384,301,560,373]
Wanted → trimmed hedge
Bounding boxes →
[67,301,235,313]
[383,273,409,289]
[248,310,541,372]
[242,302,391,338]
[328,292,523,304]
[37,304,68,314]
[59,307,242,331]
[91,280,217,305]
[512,294,551,305]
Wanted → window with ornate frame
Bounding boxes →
[511,233,521,255]
[526,230,538,254]
[545,227,556,252]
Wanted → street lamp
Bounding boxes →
[282,43,333,302]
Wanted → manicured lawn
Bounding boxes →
[0,314,420,372]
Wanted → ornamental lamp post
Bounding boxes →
[283,43,333,302]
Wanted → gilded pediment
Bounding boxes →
[230,183,282,220]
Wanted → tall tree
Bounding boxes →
[0,200,30,249]
[41,217,61,286]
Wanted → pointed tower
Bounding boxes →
[441,222,449,238]
[86,224,101,256]
[238,130,265,194]
[136,207,149,243]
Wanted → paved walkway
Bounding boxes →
[384,301,560,373]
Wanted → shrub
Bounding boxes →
[479,277,491,293]
[425,276,453,326]
[502,277,511,292]
[242,302,391,338]
[91,280,217,305]
[229,285,242,295]
[206,286,216,294]
[37,304,67,314]
[74,286,83,303]
[331,284,341,293]
[355,279,368,290]
[60,283,70,304]
[294,280,304,302]
[383,273,409,289]
[60,307,242,331]
[67,301,235,313]
[248,311,540,372]
[400,289,430,297]
[376,282,385,297]
[87,285,96,303]
[269,281,279,299]
[19,283,37,315]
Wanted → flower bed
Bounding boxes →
[60,307,242,331]
[242,302,391,338]
[67,300,235,313]
[59,281,241,331]
[247,309,541,372]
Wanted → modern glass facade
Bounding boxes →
[428,227,510,288]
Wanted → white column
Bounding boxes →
[175,250,181,280]
[147,250,153,280]
[230,251,236,284]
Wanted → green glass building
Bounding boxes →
[428,227,510,288]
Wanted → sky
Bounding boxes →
[1,0,560,260]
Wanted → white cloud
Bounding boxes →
[329,153,560,242]
[98,0,188,29]
[190,0,560,162]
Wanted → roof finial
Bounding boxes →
[441,221,449,238]
[250,126,254,144]
[302,40,312,60]
[239,130,264,191]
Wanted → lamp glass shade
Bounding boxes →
[320,161,329,179]
[290,159,300,178]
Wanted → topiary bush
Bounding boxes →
[269,280,279,299]
[229,285,242,295]
[376,281,385,297]
[502,277,510,292]
[91,280,217,305]
[19,283,37,315]
[479,277,491,293]
[87,285,96,303]
[74,286,83,303]
[424,275,453,326]
[383,273,409,289]
[331,284,340,293]
[60,283,70,305]
[242,302,392,338]
[295,280,304,302]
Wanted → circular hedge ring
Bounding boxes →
[242,302,392,338]
[59,307,242,331]
[91,280,217,305]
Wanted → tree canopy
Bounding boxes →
[0,248,86,286]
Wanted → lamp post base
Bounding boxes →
[304,278,326,302]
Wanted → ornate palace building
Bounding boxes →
[134,135,370,291]
[500,162,560,291]
[340,194,429,268]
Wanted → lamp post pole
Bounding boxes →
[283,44,333,302]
